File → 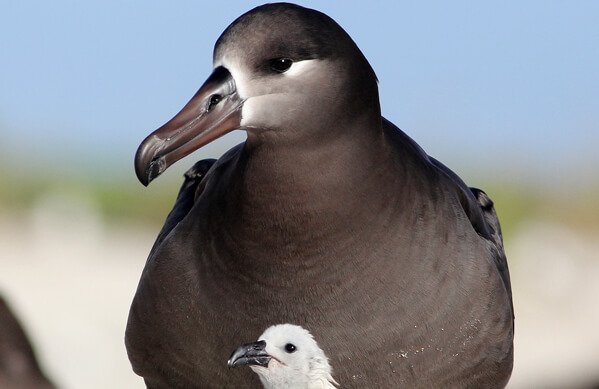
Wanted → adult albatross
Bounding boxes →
[126,3,514,388]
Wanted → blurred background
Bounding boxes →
[1,1,597,388]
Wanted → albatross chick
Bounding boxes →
[228,324,338,389]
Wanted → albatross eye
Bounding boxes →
[270,58,293,73]
[207,94,221,111]
[284,343,297,353]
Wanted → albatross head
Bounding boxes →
[134,2,379,186]
[228,324,339,389]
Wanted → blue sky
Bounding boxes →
[1,1,597,186]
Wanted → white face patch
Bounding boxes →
[214,55,251,100]
[239,93,291,129]
[215,56,319,97]
[214,55,257,128]
[214,55,328,131]
[282,59,318,78]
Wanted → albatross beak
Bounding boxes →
[227,340,271,369]
[135,66,243,186]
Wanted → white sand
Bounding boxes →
[1,193,597,388]
[0,193,148,389]
[507,223,599,389]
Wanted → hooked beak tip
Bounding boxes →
[134,136,166,186]
[144,158,166,186]
[136,169,150,187]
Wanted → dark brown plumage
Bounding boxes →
[0,296,56,389]
[127,3,514,388]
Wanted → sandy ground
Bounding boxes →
[1,194,598,388]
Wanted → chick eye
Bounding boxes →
[284,343,297,353]
[270,58,293,73]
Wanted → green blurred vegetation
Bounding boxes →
[0,165,181,226]
[1,164,597,241]
[483,182,599,240]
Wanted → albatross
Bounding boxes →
[228,324,339,389]
[0,296,55,389]
[126,3,514,388]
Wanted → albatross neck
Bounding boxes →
[218,114,409,261]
